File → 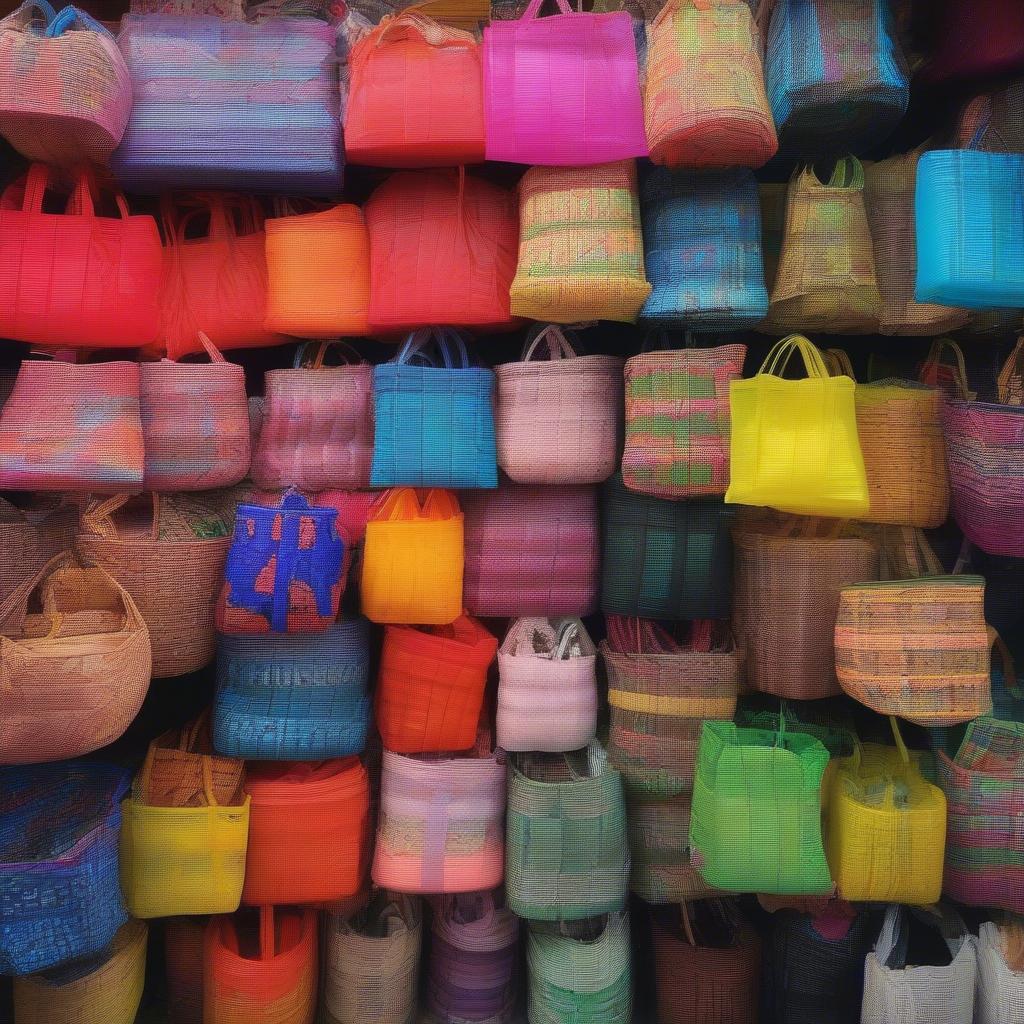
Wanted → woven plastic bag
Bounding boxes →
[527,913,632,1024]
[690,719,833,895]
[13,918,146,1024]
[766,159,882,334]
[139,333,250,492]
[0,496,77,606]
[824,723,946,904]
[497,617,598,753]
[263,205,370,338]
[0,359,144,492]
[376,615,498,754]
[939,718,1024,914]
[346,13,485,167]
[113,14,343,194]
[0,761,129,976]
[242,758,369,906]
[323,893,422,1024]
[977,921,1024,1024]
[482,0,646,165]
[371,329,498,489]
[861,905,977,1024]
[204,907,318,1024]
[652,902,761,1024]
[644,0,776,169]
[216,491,347,635]
[495,325,623,485]
[373,748,507,894]
[863,152,968,335]
[915,148,1024,309]
[733,516,879,699]
[602,473,733,620]
[510,161,651,323]
[0,553,151,764]
[425,891,520,1024]
[159,193,284,360]
[726,335,870,517]
[640,167,769,329]
[214,618,371,761]
[120,719,249,919]
[622,343,746,499]
[365,170,518,332]
[604,618,741,796]
[0,165,162,349]
[0,2,130,164]
[764,0,908,157]
[361,488,463,625]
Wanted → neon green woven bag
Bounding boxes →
[689,719,833,894]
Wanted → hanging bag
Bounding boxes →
[0,165,162,349]
[726,335,870,517]
[346,13,486,167]
[0,553,151,764]
[371,329,498,489]
[361,488,464,625]
[482,0,646,165]
[977,920,1024,1024]
[495,325,623,485]
[251,341,374,492]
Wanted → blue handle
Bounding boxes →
[46,5,113,37]
[394,327,472,369]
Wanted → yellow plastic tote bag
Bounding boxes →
[725,335,869,517]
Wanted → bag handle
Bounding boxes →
[521,0,573,19]
[0,550,73,637]
[10,0,56,29]
[136,718,220,807]
[823,348,856,380]
[996,337,1024,407]
[878,526,944,580]
[1,163,52,215]
[295,340,364,369]
[371,487,424,523]
[366,9,476,50]
[919,338,973,400]
[521,324,578,362]
[759,335,830,379]
[394,328,471,370]
[45,5,113,37]
[990,627,1022,700]
[82,493,162,543]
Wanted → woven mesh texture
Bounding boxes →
[0,556,151,764]
[214,618,371,760]
[863,152,968,335]
[495,328,623,485]
[323,894,422,1024]
[0,361,144,492]
[0,3,131,164]
[640,168,769,329]
[264,206,371,338]
[977,921,1024,1024]
[462,481,599,617]
[644,0,776,170]
[603,637,740,797]
[765,0,908,157]
[915,151,1024,309]
[766,160,882,334]
[372,750,507,894]
[12,918,147,1024]
[689,720,833,895]
[526,913,632,1024]
[733,525,879,699]
[622,344,746,499]
[365,171,518,332]
[861,906,977,1024]
[425,891,520,1024]
[602,474,733,620]
[0,497,77,606]
[506,744,629,921]
[836,576,992,726]
[497,618,598,753]
[938,718,1024,914]
[0,762,129,976]
[376,616,497,755]
[509,161,651,323]
[112,15,343,193]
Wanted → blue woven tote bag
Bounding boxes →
[640,167,768,330]
[213,617,372,760]
[0,761,129,975]
[371,328,498,489]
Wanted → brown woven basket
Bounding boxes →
[77,493,230,678]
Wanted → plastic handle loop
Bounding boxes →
[45,5,113,37]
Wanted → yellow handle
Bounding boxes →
[760,335,830,380]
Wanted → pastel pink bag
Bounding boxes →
[482,0,648,166]
[496,617,598,753]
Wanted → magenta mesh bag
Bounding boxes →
[482,0,647,165]
[462,480,600,617]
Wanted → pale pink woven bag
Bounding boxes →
[495,325,623,485]
[496,617,598,753]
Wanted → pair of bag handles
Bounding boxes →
[2,164,130,220]
[373,486,461,524]
[14,1,110,38]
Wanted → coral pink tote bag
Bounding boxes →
[482,0,648,165]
